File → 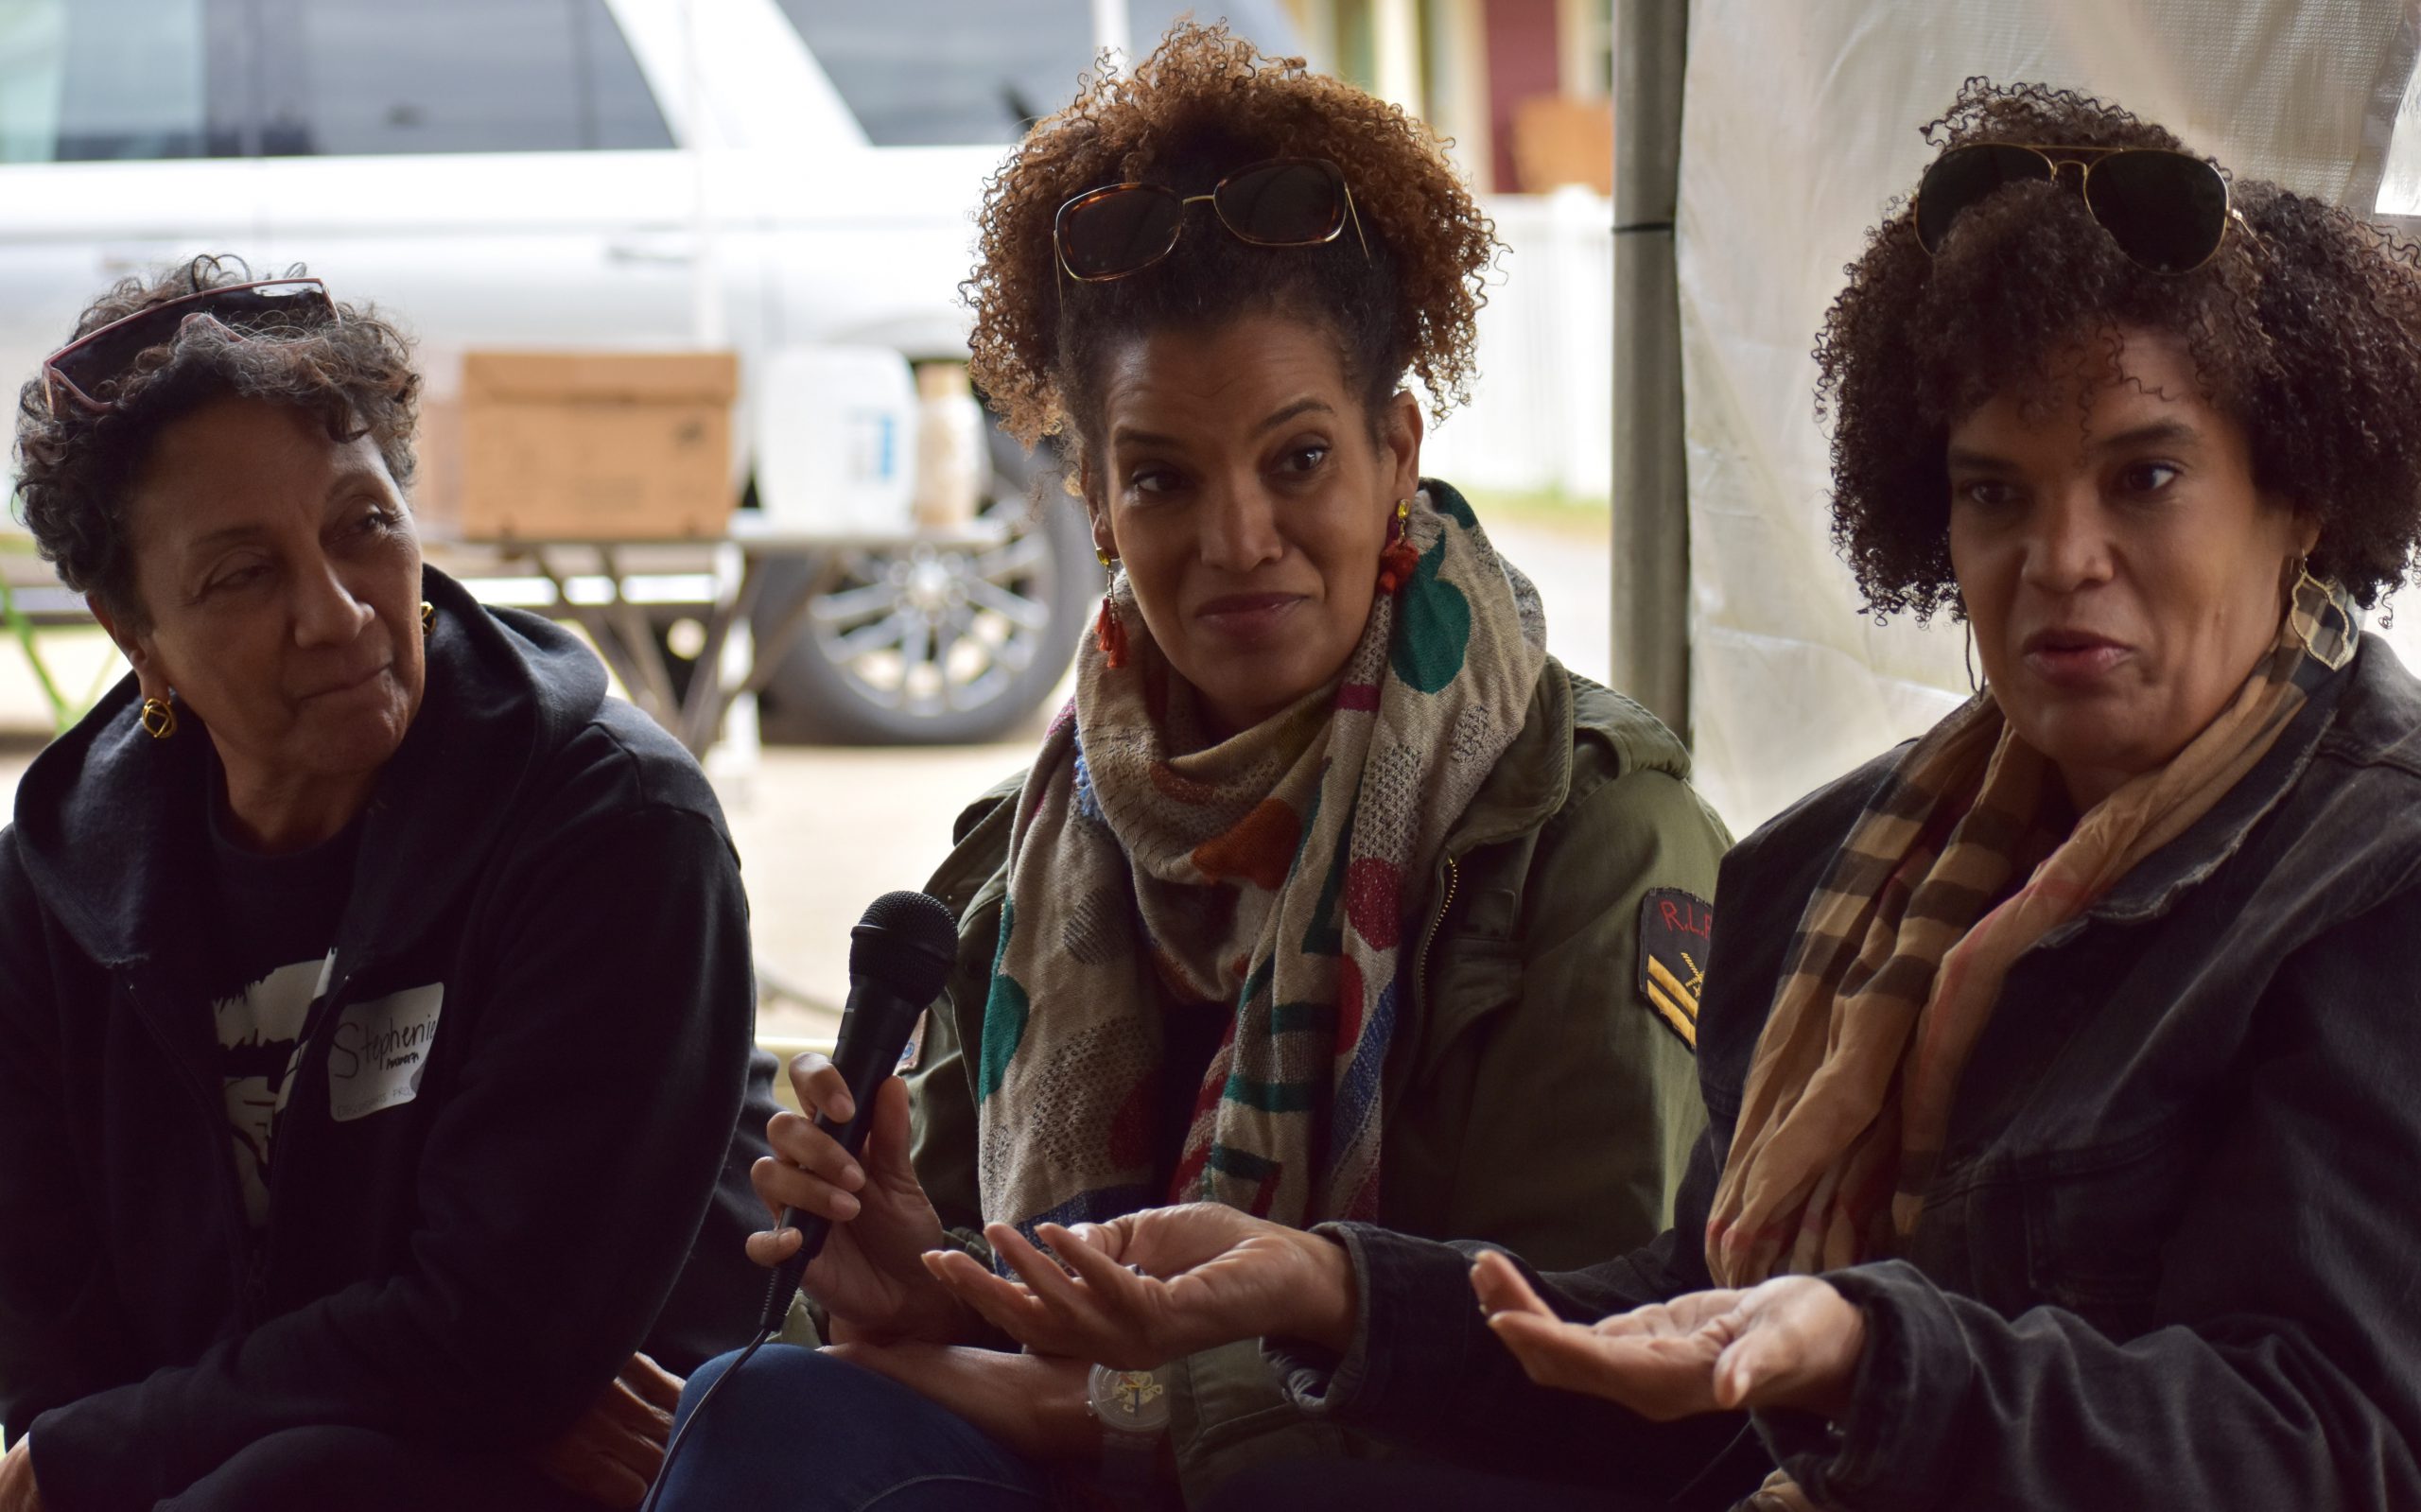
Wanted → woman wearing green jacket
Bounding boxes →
[654,24,1731,1511]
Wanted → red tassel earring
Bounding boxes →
[1376,496,1419,594]
[1093,549,1129,669]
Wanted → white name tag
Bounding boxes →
[327,984,445,1123]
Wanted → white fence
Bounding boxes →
[1420,187,1612,500]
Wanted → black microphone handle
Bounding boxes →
[757,991,926,1332]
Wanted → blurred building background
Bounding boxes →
[1193,1,1624,500]
[1275,0,1620,500]
[1283,0,1611,195]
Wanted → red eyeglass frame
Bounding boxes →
[41,277,339,418]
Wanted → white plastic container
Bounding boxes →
[753,345,919,536]
[911,360,990,531]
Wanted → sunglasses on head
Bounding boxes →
[41,277,339,418]
[1054,156,1369,284]
[1913,143,2234,274]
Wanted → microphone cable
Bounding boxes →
[636,1318,775,1512]
[640,890,956,1510]
[642,1219,826,1511]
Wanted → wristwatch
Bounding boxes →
[1087,1363,1171,1504]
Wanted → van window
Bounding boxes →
[774,0,1092,146]
[0,0,249,163]
[253,0,672,156]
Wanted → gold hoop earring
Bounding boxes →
[138,696,178,741]
[420,600,434,634]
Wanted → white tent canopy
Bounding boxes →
[1669,0,2421,829]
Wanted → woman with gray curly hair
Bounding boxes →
[0,258,775,1512]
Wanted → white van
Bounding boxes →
[0,0,1298,742]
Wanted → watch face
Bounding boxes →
[1088,1365,1171,1434]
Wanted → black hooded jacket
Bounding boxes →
[0,568,775,1511]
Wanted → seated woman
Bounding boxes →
[924,80,2421,1509]
[655,22,1733,1511]
[0,259,777,1512]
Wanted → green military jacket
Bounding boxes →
[908,656,1731,1503]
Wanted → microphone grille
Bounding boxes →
[848,890,959,1003]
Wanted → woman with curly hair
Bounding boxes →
[656,21,1730,1511]
[919,79,2421,1510]
[0,258,779,1512]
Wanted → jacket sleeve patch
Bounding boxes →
[1636,889,1710,1050]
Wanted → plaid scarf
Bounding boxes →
[1708,573,2358,1290]
[974,485,1546,1243]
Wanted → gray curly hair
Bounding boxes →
[12,254,421,630]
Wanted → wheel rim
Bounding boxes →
[804,493,1060,718]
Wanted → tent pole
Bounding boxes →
[1610,0,1690,740]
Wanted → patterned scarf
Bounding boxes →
[1707,573,2358,1292]
[975,485,1547,1243]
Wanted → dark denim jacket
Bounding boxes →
[1272,636,2421,1509]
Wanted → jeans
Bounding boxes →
[1197,1457,1650,1511]
[653,1345,1052,1512]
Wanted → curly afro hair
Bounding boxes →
[1817,78,2421,617]
[13,254,420,630]
[965,21,1495,465]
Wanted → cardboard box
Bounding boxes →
[414,351,740,542]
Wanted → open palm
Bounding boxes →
[923,1203,1355,1368]
[1472,1250,1863,1421]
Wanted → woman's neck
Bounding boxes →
[1198,698,1266,745]
[214,751,379,855]
[2055,761,2129,815]
[1197,672,1346,748]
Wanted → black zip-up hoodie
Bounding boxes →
[0,568,775,1511]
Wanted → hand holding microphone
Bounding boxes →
[642,893,968,1512]
[747,890,966,1343]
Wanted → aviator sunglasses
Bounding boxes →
[1054,156,1369,282]
[41,277,339,418]
[1913,143,2234,274]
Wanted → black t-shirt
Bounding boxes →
[204,791,360,1227]
[1155,999,1232,1190]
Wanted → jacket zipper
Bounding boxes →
[247,963,352,1325]
[125,972,260,1316]
[1412,855,1460,999]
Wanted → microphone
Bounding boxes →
[758,889,959,1332]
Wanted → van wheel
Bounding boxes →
[753,430,1089,745]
